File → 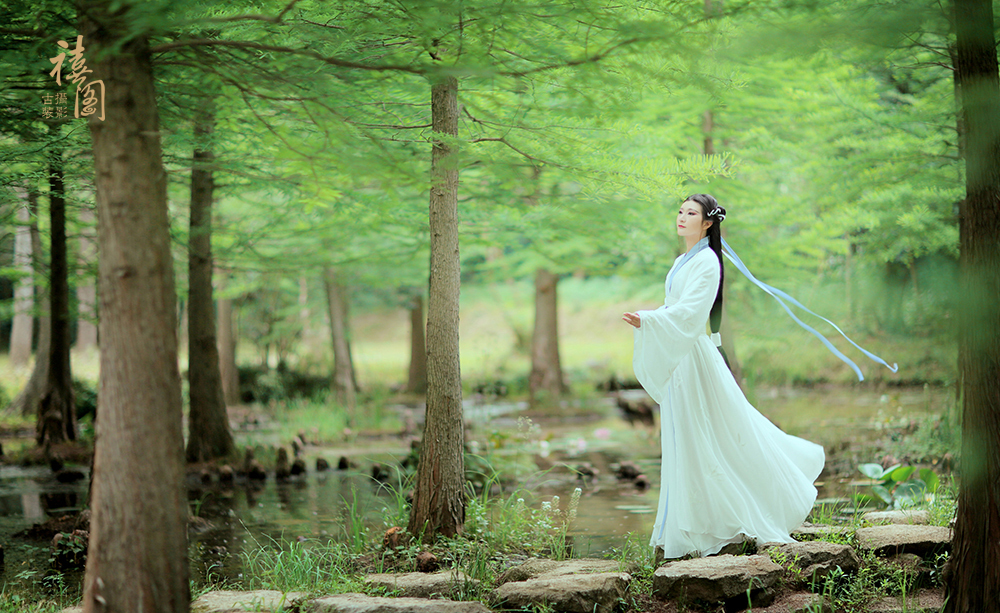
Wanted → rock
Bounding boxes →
[762,541,860,585]
[291,458,307,477]
[218,465,235,483]
[55,469,86,483]
[496,557,624,584]
[633,474,650,490]
[574,463,598,482]
[494,573,630,613]
[337,456,351,470]
[856,525,951,557]
[307,593,491,613]
[415,551,439,572]
[862,510,930,525]
[371,463,391,482]
[316,457,331,471]
[364,570,477,598]
[867,587,946,613]
[189,516,214,534]
[246,460,267,481]
[791,523,851,539]
[192,590,306,613]
[755,591,833,613]
[615,461,642,481]
[383,526,405,550]
[276,448,291,481]
[653,554,783,608]
[716,535,758,556]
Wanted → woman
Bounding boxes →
[622,194,826,559]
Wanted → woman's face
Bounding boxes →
[676,200,713,239]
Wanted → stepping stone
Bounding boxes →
[496,557,624,583]
[193,590,306,613]
[867,588,945,613]
[755,591,833,613]
[307,593,491,613]
[761,541,861,585]
[791,523,851,539]
[365,570,479,598]
[653,554,782,608]
[862,510,930,525]
[493,572,631,613]
[856,525,951,557]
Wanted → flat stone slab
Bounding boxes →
[493,572,631,613]
[307,593,491,613]
[791,523,852,539]
[762,541,860,584]
[653,554,783,604]
[754,591,833,613]
[193,590,307,612]
[364,571,479,598]
[862,510,930,525]
[868,588,946,613]
[856,525,951,557]
[496,557,623,583]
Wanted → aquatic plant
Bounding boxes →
[857,463,940,509]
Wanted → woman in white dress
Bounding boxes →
[622,194,826,559]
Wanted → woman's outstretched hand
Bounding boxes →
[622,312,641,328]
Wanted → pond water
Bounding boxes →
[0,384,952,589]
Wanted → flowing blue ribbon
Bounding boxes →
[721,238,898,382]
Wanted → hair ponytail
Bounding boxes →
[686,193,731,370]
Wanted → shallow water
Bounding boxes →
[0,384,952,589]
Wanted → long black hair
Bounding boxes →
[685,193,730,367]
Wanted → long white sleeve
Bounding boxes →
[633,251,720,400]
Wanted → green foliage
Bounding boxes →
[857,463,940,509]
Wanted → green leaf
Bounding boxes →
[858,463,884,480]
[871,484,894,506]
[889,466,916,483]
[918,468,940,493]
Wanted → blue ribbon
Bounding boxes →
[721,237,898,382]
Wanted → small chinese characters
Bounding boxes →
[48,35,105,121]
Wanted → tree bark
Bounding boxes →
[37,125,76,446]
[945,1,1000,610]
[9,191,51,417]
[323,268,357,413]
[406,291,428,395]
[10,194,33,367]
[81,4,189,612]
[185,102,235,463]
[529,268,567,401]
[75,202,98,351]
[407,75,465,541]
[217,288,240,407]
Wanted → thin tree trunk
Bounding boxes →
[702,107,745,387]
[407,75,465,542]
[10,191,51,417]
[299,276,311,337]
[37,126,76,446]
[81,5,189,612]
[10,195,33,366]
[529,268,566,400]
[185,102,235,463]
[406,292,428,395]
[217,287,240,407]
[75,202,98,351]
[946,0,1000,610]
[323,268,357,413]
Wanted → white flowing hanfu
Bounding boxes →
[633,244,825,558]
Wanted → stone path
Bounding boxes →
[69,522,950,613]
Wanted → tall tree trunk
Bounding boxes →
[702,107,745,387]
[217,285,240,407]
[75,202,98,351]
[9,191,51,417]
[37,125,76,446]
[945,0,1000,610]
[323,268,357,413]
[299,276,311,337]
[529,268,566,401]
[81,5,189,612]
[407,75,465,541]
[10,193,33,366]
[185,102,235,463]
[406,291,428,394]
